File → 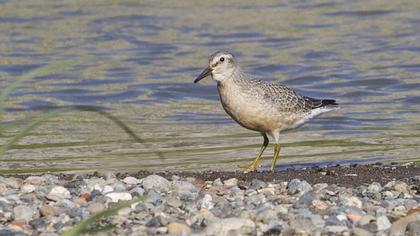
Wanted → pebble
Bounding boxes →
[167,222,192,235]
[224,178,238,187]
[105,192,132,202]
[367,182,382,194]
[122,176,140,185]
[13,205,34,221]
[103,185,114,194]
[39,204,56,216]
[46,186,70,201]
[20,184,36,193]
[24,176,47,185]
[287,179,313,194]
[256,209,277,223]
[206,217,256,236]
[200,194,214,210]
[142,175,171,193]
[394,181,408,193]
[377,215,392,231]
[0,172,418,235]
[312,199,330,210]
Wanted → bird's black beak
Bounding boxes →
[194,66,212,83]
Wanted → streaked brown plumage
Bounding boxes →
[194,51,338,172]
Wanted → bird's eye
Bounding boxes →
[219,57,225,62]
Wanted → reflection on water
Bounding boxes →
[0,0,419,173]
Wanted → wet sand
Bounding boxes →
[115,163,420,187]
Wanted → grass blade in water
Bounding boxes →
[0,59,81,130]
[0,105,164,159]
[0,109,64,157]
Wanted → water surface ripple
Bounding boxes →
[0,1,419,173]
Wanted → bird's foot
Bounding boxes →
[269,166,276,172]
[241,163,259,172]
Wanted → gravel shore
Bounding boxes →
[1,164,420,235]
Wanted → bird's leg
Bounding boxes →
[270,144,281,172]
[242,134,269,171]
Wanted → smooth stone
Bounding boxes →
[353,227,374,236]
[250,179,267,189]
[0,183,7,192]
[213,178,223,186]
[3,177,22,189]
[289,209,325,232]
[265,220,286,234]
[167,222,192,235]
[390,213,420,236]
[312,199,330,211]
[29,218,46,230]
[46,186,71,201]
[103,185,114,194]
[384,181,395,189]
[383,190,396,199]
[394,182,408,193]
[324,225,349,234]
[105,192,132,202]
[313,183,328,190]
[224,178,238,187]
[145,190,162,205]
[407,220,420,235]
[206,217,256,236]
[188,209,217,227]
[367,182,382,194]
[339,194,362,208]
[122,176,140,185]
[256,209,278,223]
[21,184,36,193]
[0,229,28,236]
[156,227,168,234]
[377,215,392,231]
[142,175,171,193]
[114,182,127,192]
[173,181,198,200]
[56,199,77,209]
[73,197,88,206]
[67,207,86,219]
[295,190,319,208]
[200,194,214,210]
[325,215,348,227]
[130,187,145,197]
[166,197,182,208]
[392,205,407,217]
[274,204,290,215]
[39,205,56,217]
[24,176,47,185]
[358,215,376,226]
[146,217,160,227]
[13,205,34,221]
[88,202,106,214]
[287,179,313,195]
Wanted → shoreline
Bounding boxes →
[0,163,419,235]
[5,162,420,187]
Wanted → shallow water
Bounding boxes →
[0,0,419,173]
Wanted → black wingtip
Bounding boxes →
[321,99,338,106]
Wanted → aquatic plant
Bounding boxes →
[0,59,163,158]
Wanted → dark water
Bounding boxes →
[0,1,419,173]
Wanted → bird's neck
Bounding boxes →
[218,66,249,86]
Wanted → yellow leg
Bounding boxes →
[270,144,281,172]
[243,134,269,171]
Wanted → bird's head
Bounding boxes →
[194,51,237,83]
